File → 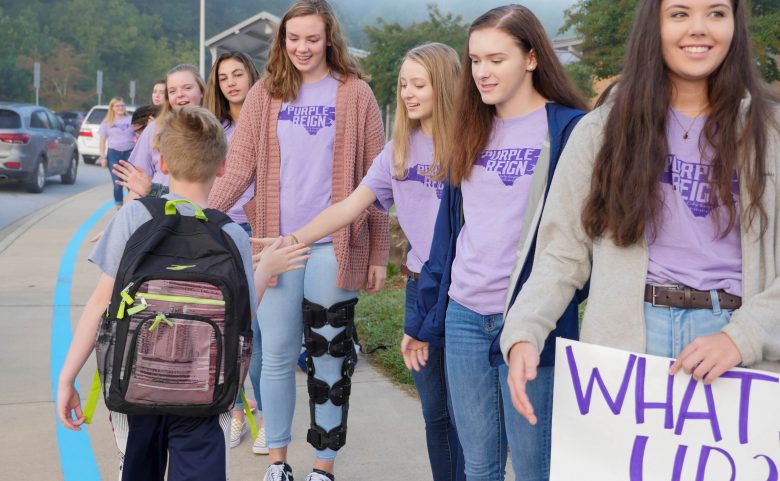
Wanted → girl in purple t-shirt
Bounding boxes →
[207,2,387,480]
[272,43,465,481]
[121,64,206,201]
[505,0,780,441]
[98,97,134,208]
[410,6,590,481]
[202,50,269,453]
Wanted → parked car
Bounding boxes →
[56,110,85,131]
[78,104,135,164]
[0,102,79,193]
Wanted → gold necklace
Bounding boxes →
[669,108,705,141]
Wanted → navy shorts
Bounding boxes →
[121,414,226,481]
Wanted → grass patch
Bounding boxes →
[355,273,413,386]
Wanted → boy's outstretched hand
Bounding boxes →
[112,159,152,197]
[57,380,85,431]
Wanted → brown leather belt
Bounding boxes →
[644,285,741,309]
[400,264,419,281]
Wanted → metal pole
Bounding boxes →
[199,0,205,79]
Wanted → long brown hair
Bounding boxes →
[264,0,363,101]
[203,51,260,127]
[391,43,461,180]
[582,0,778,245]
[447,5,589,185]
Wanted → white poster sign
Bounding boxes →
[551,339,780,481]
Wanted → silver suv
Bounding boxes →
[0,102,79,193]
[78,104,135,164]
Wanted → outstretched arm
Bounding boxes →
[292,186,377,245]
[57,274,114,430]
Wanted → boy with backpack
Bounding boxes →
[56,106,309,481]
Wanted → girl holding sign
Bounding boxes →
[407,5,588,481]
[208,1,388,480]
[502,0,780,428]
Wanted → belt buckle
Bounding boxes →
[651,285,660,307]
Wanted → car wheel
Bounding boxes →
[61,152,78,184]
[83,155,97,165]
[26,158,46,193]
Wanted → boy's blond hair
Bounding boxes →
[155,106,227,183]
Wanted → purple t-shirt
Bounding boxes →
[449,107,548,315]
[361,131,442,273]
[277,75,338,242]
[646,110,742,296]
[98,115,136,152]
[223,121,255,225]
[128,120,167,185]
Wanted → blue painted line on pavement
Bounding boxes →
[50,200,113,481]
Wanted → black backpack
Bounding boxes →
[94,197,252,417]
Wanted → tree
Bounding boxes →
[19,41,92,111]
[363,5,468,110]
[562,0,780,83]
[0,7,44,103]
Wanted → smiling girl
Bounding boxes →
[265,43,465,481]
[207,2,387,480]
[407,5,589,481]
[127,64,205,196]
[503,0,780,444]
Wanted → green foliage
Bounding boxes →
[560,0,638,80]
[0,7,44,103]
[355,276,412,386]
[363,5,468,109]
[562,0,780,83]
[565,62,595,99]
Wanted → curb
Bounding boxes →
[0,184,108,256]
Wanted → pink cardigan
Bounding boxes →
[209,75,389,290]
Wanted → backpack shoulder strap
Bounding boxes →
[203,208,233,228]
[136,196,168,220]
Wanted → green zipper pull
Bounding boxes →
[117,300,126,319]
[127,296,148,316]
[149,313,174,331]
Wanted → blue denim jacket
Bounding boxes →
[406,102,588,367]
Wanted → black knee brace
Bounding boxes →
[302,298,358,451]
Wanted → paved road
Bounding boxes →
[0,183,444,481]
[0,157,112,237]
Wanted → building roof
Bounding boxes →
[205,11,281,66]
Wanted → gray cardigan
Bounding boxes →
[500,99,780,373]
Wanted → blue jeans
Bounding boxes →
[644,289,734,357]
[406,279,466,481]
[445,299,553,481]
[107,148,132,205]
[235,222,262,413]
[259,243,356,460]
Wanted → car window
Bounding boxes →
[85,108,108,124]
[0,110,21,129]
[59,112,79,119]
[30,110,50,129]
[46,111,64,131]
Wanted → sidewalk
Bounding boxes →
[0,184,432,481]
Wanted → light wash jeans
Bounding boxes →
[406,279,466,481]
[444,299,554,481]
[259,243,356,460]
[644,289,734,357]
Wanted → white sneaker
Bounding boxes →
[253,426,270,454]
[229,416,248,448]
[263,462,293,481]
[304,471,333,481]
